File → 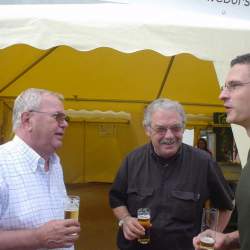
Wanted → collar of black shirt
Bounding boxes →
[149,142,182,165]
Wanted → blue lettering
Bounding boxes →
[244,0,250,6]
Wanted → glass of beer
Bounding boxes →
[137,208,151,244]
[64,195,80,220]
[199,208,218,250]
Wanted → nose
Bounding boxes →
[219,89,229,101]
[163,128,174,138]
[59,119,69,128]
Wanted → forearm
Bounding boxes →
[113,205,131,221]
[225,231,240,249]
[0,228,41,250]
[217,209,232,232]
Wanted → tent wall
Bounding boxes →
[58,104,147,183]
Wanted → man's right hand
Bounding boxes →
[193,230,233,250]
[36,219,81,249]
[121,216,146,241]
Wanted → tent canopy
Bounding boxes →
[1,2,250,62]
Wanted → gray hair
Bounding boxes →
[143,98,186,128]
[13,88,64,132]
[231,53,250,67]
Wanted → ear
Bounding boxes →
[145,126,151,137]
[21,112,32,131]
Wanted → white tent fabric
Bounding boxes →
[0,2,250,165]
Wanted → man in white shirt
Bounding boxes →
[0,88,80,250]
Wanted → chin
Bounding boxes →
[226,115,238,124]
[53,142,63,150]
[160,148,178,158]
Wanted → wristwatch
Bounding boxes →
[118,215,130,227]
[118,219,124,227]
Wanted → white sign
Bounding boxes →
[108,0,250,20]
[183,129,194,147]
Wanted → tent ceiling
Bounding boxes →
[0,45,222,112]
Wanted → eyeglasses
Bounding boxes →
[220,81,250,92]
[150,124,183,135]
[29,110,70,123]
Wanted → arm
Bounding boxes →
[217,209,233,232]
[112,206,144,241]
[113,205,131,222]
[0,219,80,250]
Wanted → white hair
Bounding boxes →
[12,88,64,132]
[143,98,186,128]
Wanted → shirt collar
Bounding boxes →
[13,135,58,172]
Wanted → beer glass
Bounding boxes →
[64,195,80,220]
[199,208,218,250]
[137,208,151,244]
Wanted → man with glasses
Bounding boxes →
[193,54,250,250]
[0,88,80,249]
[109,98,234,250]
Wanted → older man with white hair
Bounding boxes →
[0,88,80,250]
[110,98,234,250]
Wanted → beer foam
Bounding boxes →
[201,236,215,244]
[138,214,150,219]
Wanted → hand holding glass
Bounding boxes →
[199,208,218,250]
[137,208,151,244]
[64,195,80,220]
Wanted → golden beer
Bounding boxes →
[64,195,80,220]
[138,217,150,244]
[64,209,79,220]
[137,208,151,245]
[200,236,215,250]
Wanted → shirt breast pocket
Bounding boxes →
[171,190,200,222]
[126,187,154,215]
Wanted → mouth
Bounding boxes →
[55,132,64,138]
[224,105,232,112]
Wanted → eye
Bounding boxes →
[170,125,182,133]
[229,82,241,89]
[156,127,166,134]
[52,112,67,122]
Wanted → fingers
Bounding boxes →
[193,236,201,250]
[122,217,145,241]
[65,225,81,236]
[64,219,80,227]
[63,219,81,235]
[38,219,81,249]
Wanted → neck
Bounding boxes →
[15,131,52,163]
[246,127,250,138]
[44,159,50,172]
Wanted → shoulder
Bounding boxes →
[126,143,150,159]
[0,140,16,165]
[182,143,213,161]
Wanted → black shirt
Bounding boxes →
[109,143,234,250]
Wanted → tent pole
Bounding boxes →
[156,55,175,99]
[0,46,58,94]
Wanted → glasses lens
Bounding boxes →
[152,125,182,135]
[53,113,69,123]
